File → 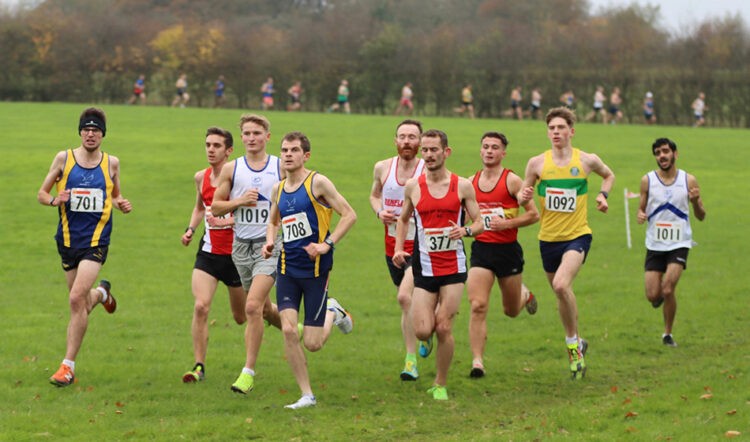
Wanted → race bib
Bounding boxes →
[545,187,576,213]
[387,219,416,240]
[281,211,313,243]
[480,207,505,230]
[236,201,270,226]
[424,227,458,253]
[205,206,232,230]
[70,188,104,213]
[653,221,685,243]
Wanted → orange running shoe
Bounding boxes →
[99,280,117,314]
[50,364,75,387]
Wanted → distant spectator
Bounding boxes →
[508,86,523,120]
[691,92,707,127]
[643,91,656,124]
[260,77,275,110]
[559,90,575,109]
[287,81,303,111]
[529,88,542,119]
[127,74,146,105]
[453,84,475,119]
[584,86,606,123]
[171,73,190,108]
[608,87,623,124]
[327,79,351,114]
[394,82,414,116]
[214,75,226,108]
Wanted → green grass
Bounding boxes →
[1,102,748,441]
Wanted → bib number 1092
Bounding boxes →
[545,187,576,213]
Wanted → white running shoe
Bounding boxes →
[284,395,317,409]
[327,297,353,334]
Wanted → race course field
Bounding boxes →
[1,102,747,440]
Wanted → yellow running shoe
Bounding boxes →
[427,385,448,400]
[231,372,255,394]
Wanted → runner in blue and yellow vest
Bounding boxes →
[518,107,614,380]
[37,108,132,387]
[262,131,357,410]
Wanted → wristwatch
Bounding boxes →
[464,227,472,237]
[324,237,335,249]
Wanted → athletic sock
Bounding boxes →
[96,286,108,303]
[242,367,255,376]
[63,359,75,371]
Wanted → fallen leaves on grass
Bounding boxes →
[725,430,741,438]
[726,409,736,415]
[625,411,639,419]
[700,393,713,400]
[611,386,618,394]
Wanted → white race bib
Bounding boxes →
[545,187,577,213]
[387,219,416,240]
[480,207,505,230]
[281,212,313,243]
[653,221,685,243]
[70,188,104,213]
[205,206,232,230]
[424,227,458,253]
[236,201,270,226]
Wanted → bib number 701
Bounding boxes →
[70,188,104,213]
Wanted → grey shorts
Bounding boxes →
[232,236,281,290]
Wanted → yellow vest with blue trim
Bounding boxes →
[537,148,592,242]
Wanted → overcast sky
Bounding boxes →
[2,0,749,31]
[587,0,750,32]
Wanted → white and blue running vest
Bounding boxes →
[645,169,693,251]
[230,155,282,240]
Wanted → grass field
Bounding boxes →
[1,102,748,441]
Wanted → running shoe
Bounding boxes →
[182,364,205,383]
[49,364,75,387]
[327,298,353,334]
[567,340,587,379]
[285,395,316,409]
[427,385,448,400]
[99,280,117,314]
[662,334,677,347]
[400,360,418,381]
[525,292,538,315]
[418,335,433,358]
[230,372,254,394]
[469,362,485,379]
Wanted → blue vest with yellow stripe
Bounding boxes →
[276,171,333,278]
[55,149,114,248]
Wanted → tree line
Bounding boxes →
[1,0,748,127]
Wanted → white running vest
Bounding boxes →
[645,169,693,251]
[230,155,282,240]
[382,156,424,240]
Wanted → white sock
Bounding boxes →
[97,286,108,303]
[242,367,255,376]
[565,336,578,346]
[63,359,75,370]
